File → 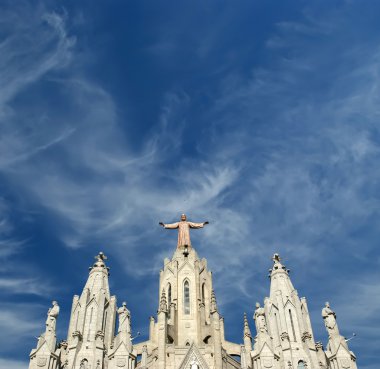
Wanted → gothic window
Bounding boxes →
[184,280,190,314]
[168,283,172,305]
[167,283,172,318]
[289,309,297,342]
[297,360,306,369]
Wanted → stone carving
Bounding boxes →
[116,358,126,367]
[37,356,47,367]
[340,358,351,368]
[254,302,268,333]
[301,331,312,342]
[322,302,339,336]
[281,332,290,341]
[159,289,167,312]
[263,358,273,368]
[117,302,131,334]
[159,214,209,248]
[190,356,199,369]
[79,359,88,369]
[45,301,59,333]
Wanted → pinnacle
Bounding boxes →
[269,253,290,276]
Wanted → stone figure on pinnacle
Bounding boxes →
[46,301,60,333]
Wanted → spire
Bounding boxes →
[83,251,111,299]
[210,289,218,312]
[243,312,252,339]
[243,312,253,355]
[268,253,295,300]
[159,289,167,313]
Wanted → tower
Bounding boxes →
[134,240,241,369]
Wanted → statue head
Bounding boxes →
[181,214,187,221]
[52,300,58,306]
[325,301,330,308]
[255,302,260,309]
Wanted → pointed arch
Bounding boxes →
[167,283,172,318]
[183,279,190,315]
[167,283,172,306]
[297,360,306,369]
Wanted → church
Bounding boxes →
[28,215,358,369]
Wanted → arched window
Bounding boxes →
[297,360,306,369]
[184,280,190,314]
[167,284,172,306]
[167,283,172,318]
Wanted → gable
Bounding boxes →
[178,343,210,369]
[178,260,195,273]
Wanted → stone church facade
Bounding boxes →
[29,215,358,369]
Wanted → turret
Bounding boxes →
[243,313,252,367]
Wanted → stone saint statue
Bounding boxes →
[159,214,209,248]
[117,302,131,334]
[253,302,268,334]
[322,302,340,336]
[46,301,60,333]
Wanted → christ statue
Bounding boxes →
[159,214,209,248]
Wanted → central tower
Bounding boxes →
[134,214,241,369]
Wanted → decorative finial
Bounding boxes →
[243,312,252,337]
[272,253,281,263]
[159,289,167,312]
[211,289,218,312]
[269,253,289,276]
[95,252,107,262]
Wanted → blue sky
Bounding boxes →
[0,1,379,368]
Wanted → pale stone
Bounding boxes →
[28,217,358,369]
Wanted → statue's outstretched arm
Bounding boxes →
[188,221,209,229]
[159,222,179,229]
